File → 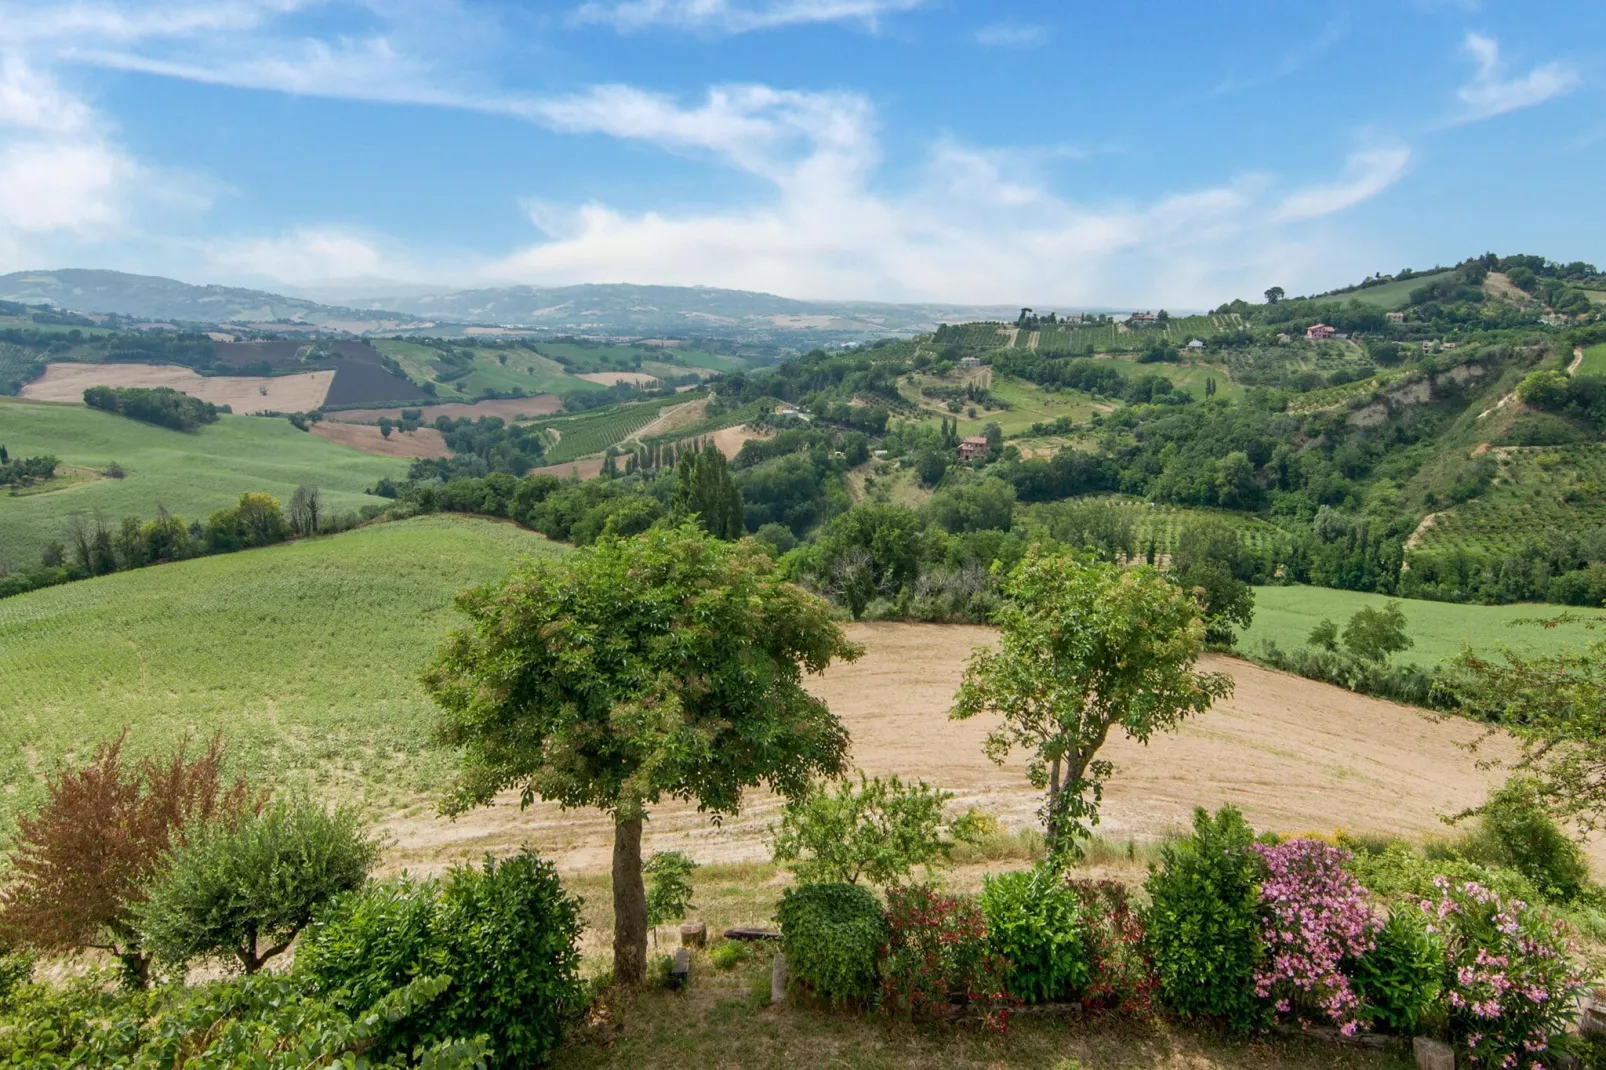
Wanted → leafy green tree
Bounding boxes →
[914,448,948,487]
[1174,561,1254,647]
[770,772,984,887]
[924,477,1015,534]
[951,548,1232,854]
[670,444,744,539]
[1308,618,1340,651]
[644,851,699,942]
[1342,602,1412,662]
[139,799,378,974]
[1264,286,1285,304]
[422,523,861,984]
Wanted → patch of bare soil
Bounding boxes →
[22,362,333,412]
[1484,272,1536,309]
[380,622,1554,879]
[1404,511,1440,551]
[627,398,708,444]
[526,456,605,481]
[1570,347,1586,375]
[308,422,451,459]
[324,396,562,424]
[709,424,764,459]
[575,372,660,387]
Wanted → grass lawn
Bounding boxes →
[1578,343,1606,376]
[1238,585,1606,666]
[1320,271,1452,309]
[0,398,408,565]
[0,515,562,834]
[1103,357,1243,401]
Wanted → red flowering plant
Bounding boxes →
[879,885,1016,1031]
[1425,877,1584,1069]
[1067,879,1157,1014]
[1251,839,1380,1035]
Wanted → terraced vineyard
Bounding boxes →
[532,393,695,462]
[1036,495,1295,557]
[1033,322,1120,355]
[1411,445,1606,558]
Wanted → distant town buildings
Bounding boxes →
[958,436,991,461]
[1305,323,1337,340]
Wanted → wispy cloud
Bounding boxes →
[1271,146,1411,223]
[1455,32,1579,123]
[569,0,926,35]
[973,21,1048,49]
[1205,17,1347,99]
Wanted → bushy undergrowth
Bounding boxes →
[880,885,1013,1030]
[1253,641,1447,709]
[1067,879,1157,1014]
[1351,907,1444,1034]
[775,882,885,1007]
[979,865,1086,1004]
[1461,777,1591,904]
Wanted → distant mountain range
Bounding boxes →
[0,269,1047,342]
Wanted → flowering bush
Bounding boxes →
[1426,877,1584,1069]
[1068,879,1157,1014]
[880,885,1015,1031]
[1251,839,1379,1034]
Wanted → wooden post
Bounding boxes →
[680,922,707,949]
[770,952,789,1006]
[1412,1037,1454,1070]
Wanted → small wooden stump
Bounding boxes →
[1581,999,1606,1038]
[723,927,781,941]
[1413,1036,1455,1070]
[680,922,707,949]
[770,951,789,1006]
[668,948,690,990]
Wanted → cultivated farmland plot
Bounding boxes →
[1412,444,1606,558]
[531,393,694,462]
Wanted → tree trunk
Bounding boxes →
[1045,757,1062,847]
[612,816,647,986]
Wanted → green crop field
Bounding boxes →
[0,515,562,835]
[370,339,605,401]
[1104,357,1244,401]
[0,398,405,565]
[1411,445,1606,559]
[531,393,694,462]
[1313,271,1453,310]
[1239,584,1606,667]
[1577,343,1606,376]
[1043,495,1293,556]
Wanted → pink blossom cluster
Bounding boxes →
[1251,839,1379,1035]
[1424,877,1584,1069]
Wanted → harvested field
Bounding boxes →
[21,361,333,412]
[525,456,605,480]
[709,424,764,459]
[309,421,451,458]
[384,622,1561,878]
[575,371,659,386]
[325,395,563,424]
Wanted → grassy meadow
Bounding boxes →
[1239,584,1606,666]
[1578,343,1606,376]
[0,398,406,565]
[1323,271,1452,309]
[0,515,561,833]
[1104,356,1244,401]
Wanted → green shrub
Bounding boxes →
[880,885,1013,1030]
[776,882,885,1006]
[709,941,748,970]
[1348,842,1542,906]
[978,865,1087,1004]
[299,851,584,1069]
[1351,908,1443,1034]
[0,949,32,1007]
[644,851,699,937]
[138,799,378,974]
[1143,806,1266,1033]
[1464,777,1590,903]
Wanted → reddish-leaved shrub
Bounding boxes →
[1068,879,1157,1014]
[880,885,1015,1031]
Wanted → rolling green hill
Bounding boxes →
[0,515,561,834]
[0,398,406,566]
[1314,271,1454,309]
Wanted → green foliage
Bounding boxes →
[644,851,699,933]
[880,885,1013,1030]
[1351,908,1443,1034]
[82,385,220,431]
[1308,618,1340,651]
[298,851,585,1068]
[1342,602,1413,663]
[670,445,744,539]
[952,548,1232,854]
[138,799,378,974]
[0,949,31,1005]
[1143,806,1266,1033]
[708,941,747,970]
[770,772,984,887]
[978,865,1088,1004]
[775,882,886,1006]
[1463,777,1591,902]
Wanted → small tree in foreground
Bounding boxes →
[952,548,1232,855]
[770,772,985,887]
[422,523,861,985]
[644,851,699,944]
[0,734,254,988]
[139,799,377,974]
[1343,602,1412,663]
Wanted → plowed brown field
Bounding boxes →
[308,421,451,458]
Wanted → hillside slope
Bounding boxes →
[0,515,560,834]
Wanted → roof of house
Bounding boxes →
[960,436,989,446]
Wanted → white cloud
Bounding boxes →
[1455,32,1579,123]
[203,226,399,284]
[1271,146,1411,223]
[973,21,1048,49]
[570,0,926,35]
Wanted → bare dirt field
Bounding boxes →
[22,362,334,412]
[575,371,659,387]
[525,456,606,481]
[308,422,451,459]
[382,622,1561,879]
[709,424,764,459]
[324,396,563,424]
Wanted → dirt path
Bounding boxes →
[1027,330,1041,351]
[308,422,451,459]
[381,622,1560,878]
[1404,511,1440,552]
[1570,347,1586,375]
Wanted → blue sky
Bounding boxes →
[0,0,1600,308]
